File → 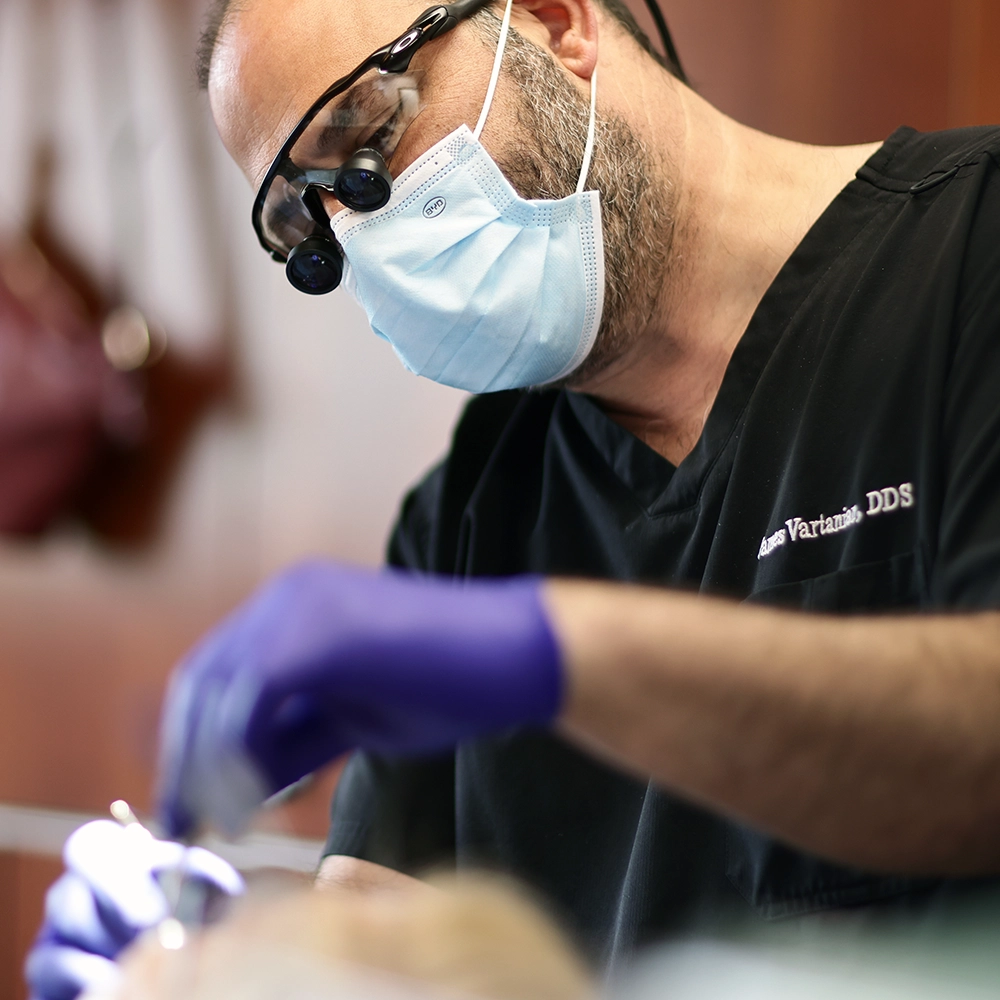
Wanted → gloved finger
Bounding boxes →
[179,667,272,838]
[157,567,336,838]
[239,678,352,792]
[156,632,233,840]
[157,566,341,838]
[64,822,178,930]
[41,874,123,958]
[173,846,245,897]
[24,944,121,1000]
[156,607,263,840]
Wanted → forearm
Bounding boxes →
[545,580,1000,874]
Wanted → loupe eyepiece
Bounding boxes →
[286,235,344,295]
[334,148,393,211]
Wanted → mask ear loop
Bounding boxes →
[575,67,598,195]
[473,0,514,140]
[472,0,597,194]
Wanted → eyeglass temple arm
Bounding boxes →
[437,0,494,20]
[425,0,495,37]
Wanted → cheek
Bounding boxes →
[475,83,525,161]
[387,75,525,180]
[386,107,461,175]
[385,53,495,175]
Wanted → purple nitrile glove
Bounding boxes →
[25,820,243,1000]
[156,561,562,840]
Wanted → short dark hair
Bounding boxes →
[196,0,677,90]
[197,0,237,89]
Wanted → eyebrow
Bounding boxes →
[331,79,385,121]
[305,80,395,157]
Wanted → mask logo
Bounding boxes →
[422,196,447,219]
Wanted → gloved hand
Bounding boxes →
[157,561,562,839]
[25,820,244,1000]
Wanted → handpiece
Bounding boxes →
[109,800,197,950]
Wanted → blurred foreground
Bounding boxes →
[0,0,997,998]
[104,873,1000,1000]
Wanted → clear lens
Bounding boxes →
[260,70,423,257]
[260,174,322,257]
[291,69,423,170]
[286,238,344,294]
[337,170,386,209]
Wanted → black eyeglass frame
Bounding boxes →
[250,0,686,263]
[251,0,494,262]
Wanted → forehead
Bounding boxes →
[210,0,430,187]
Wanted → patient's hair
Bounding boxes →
[117,874,594,1000]
[195,0,679,90]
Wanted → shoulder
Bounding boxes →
[387,390,562,573]
[856,125,1000,322]
[857,124,1000,193]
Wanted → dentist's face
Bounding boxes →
[210,0,516,209]
[209,0,676,386]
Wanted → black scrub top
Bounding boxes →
[324,125,1000,967]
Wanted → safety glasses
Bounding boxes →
[251,0,494,294]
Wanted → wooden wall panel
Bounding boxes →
[949,0,1000,126]
[0,853,63,1000]
[0,564,337,838]
[0,4,996,1000]
[626,0,1000,142]
[0,853,16,1000]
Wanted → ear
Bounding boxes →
[509,0,598,81]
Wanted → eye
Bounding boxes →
[363,107,403,157]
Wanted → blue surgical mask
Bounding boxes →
[332,0,604,393]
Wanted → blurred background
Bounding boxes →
[0,0,996,996]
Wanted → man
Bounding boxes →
[28,0,1000,994]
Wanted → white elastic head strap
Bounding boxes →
[472,0,598,195]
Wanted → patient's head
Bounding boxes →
[109,873,594,1000]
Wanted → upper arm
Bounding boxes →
[386,390,528,575]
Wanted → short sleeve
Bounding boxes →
[933,159,1000,607]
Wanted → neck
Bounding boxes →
[571,51,880,465]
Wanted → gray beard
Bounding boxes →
[471,13,677,388]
